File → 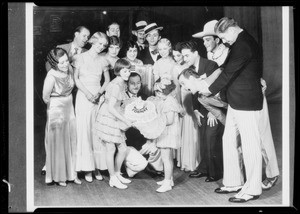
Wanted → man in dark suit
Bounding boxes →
[131,20,148,54]
[195,17,264,203]
[139,23,163,65]
[179,41,224,183]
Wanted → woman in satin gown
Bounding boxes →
[43,47,80,186]
[73,32,110,183]
[172,43,201,172]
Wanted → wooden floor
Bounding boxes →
[33,103,282,207]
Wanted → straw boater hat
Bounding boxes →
[144,23,163,36]
[192,20,218,38]
[131,20,148,35]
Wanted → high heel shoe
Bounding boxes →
[109,175,128,189]
[58,182,67,187]
[156,180,172,193]
[85,172,93,183]
[116,172,131,184]
[74,177,82,185]
[94,170,103,181]
[156,179,174,187]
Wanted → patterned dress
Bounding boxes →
[95,78,128,144]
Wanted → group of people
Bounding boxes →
[41,17,279,202]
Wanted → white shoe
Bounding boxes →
[109,176,128,189]
[85,173,93,183]
[156,180,172,193]
[58,182,67,187]
[74,177,82,185]
[116,173,131,184]
[156,179,174,186]
[94,170,103,181]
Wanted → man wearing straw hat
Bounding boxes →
[139,22,163,65]
[194,19,279,195]
[131,20,148,52]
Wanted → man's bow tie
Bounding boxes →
[151,49,158,55]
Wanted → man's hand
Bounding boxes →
[140,140,158,155]
[261,78,267,95]
[194,110,204,127]
[207,112,218,127]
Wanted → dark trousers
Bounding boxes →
[197,117,224,178]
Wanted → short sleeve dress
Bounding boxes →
[156,96,182,149]
[95,78,128,144]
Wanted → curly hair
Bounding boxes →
[155,78,176,96]
[46,47,68,70]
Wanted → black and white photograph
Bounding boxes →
[6,3,296,212]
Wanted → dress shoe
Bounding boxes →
[189,171,207,178]
[85,173,93,183]
[109,175,128,189]
[229,193,260,203]
[94,170,104,181]
[116,173,131,184]
[262,176,278,190]
[214,186,242,194]
[58,182,67,187]
[156,180,172,193]
[74,177,82,185]
[157,179,174,186]
[205,176,220,182]
[41,170,46,176]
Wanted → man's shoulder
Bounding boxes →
[57,43,72,52]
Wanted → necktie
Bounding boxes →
[151,49,158,55]
[74,47,78,55]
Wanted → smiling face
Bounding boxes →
[158,42,170,58]
[178,75,198,94]
[57,54,70,73]
[119,68,131,81]
[146,29,161,47]
[203,36,218,53]
[137,30,145,44]
[108,44,121,58]
[126,47,138,61]
[93,37,108,53]
[74,28,90,48]
[128,75,141,95]
[181,49,198,67]
[172,50,183,64]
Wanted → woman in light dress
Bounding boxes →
[73,32,110,183]
[42,48,79,186]
[172,42,201,172]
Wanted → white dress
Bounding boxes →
[73,52,108,171]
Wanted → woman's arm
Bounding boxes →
[108,96,131,126]
[42,75,55,104]
[73,57,95,102]
[98,69,110,95]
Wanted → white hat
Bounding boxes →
[192,20,218,38]
[132,20,148,36]
[144,23,163,36]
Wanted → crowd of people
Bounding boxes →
[41,17,280,202]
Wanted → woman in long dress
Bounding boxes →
[43,47,80,186]
[73,32,110,183]
[172,43,201,172]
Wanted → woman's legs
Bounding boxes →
[105,142,117,176]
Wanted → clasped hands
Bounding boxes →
[86,92,102,104]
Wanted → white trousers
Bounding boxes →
[260,96,279,178]
[223,105,262,195]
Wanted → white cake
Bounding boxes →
[125,97,157,123]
